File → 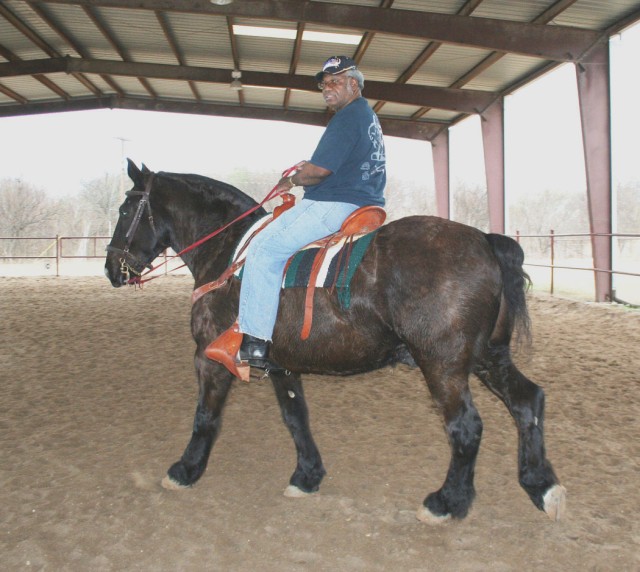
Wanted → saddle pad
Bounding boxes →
[282,231,377,308]
[233,215,377,309]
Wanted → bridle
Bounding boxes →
[106,173,157,282]
[107,161,304,286]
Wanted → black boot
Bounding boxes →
[238,334,284,372]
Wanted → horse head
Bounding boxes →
[104,159,168,287]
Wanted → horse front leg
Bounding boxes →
[269,371,326,496]
[162,353,234,489]
[474,345,566,520]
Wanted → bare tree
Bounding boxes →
[79,173,121,236]
[0,178,59,257]
[384,175,435,221]
[451,182,489,231]
[0,178,58,237]
[616,181,640,233]
[508,189,589,257]
[615,181,640,256]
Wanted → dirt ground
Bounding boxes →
[1,276,639,571]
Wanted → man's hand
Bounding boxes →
[276,160,332,192]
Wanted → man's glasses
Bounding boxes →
[318,77,347,90]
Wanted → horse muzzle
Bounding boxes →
[104,246,150,287]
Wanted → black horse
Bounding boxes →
[105,160,565,523]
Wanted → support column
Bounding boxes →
[481,98,505,234]
[431,129,450,219]
[576,42,612,302]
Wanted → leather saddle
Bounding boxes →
[200,195,386,380]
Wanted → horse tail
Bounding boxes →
[485,233,532,347]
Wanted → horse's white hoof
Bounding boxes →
[283,484,312,498]
[416,504,451,525]
[543,484,566,521]
[161,475,190,491]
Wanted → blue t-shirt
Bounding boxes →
[303,97,386,207]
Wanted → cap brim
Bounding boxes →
[315,66,355,83]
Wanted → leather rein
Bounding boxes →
[109,165,300,287]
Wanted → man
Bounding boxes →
[237,55,387,369]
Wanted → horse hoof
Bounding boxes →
[161,475,190,491]
[283,484,312,498]
[543,484,566,521]
[416,504,451,525]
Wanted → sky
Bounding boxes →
[0,23,638,204]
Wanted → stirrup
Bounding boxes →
[204,324,250,382]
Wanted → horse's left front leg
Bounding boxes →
[162,353,234,489]
[269,371,326,496]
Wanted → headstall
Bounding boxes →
[105,173,157,282]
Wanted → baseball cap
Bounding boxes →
[315,56,358,82]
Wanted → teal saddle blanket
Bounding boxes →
[235,223,378,309]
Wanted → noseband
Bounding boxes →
[106,173,157,281]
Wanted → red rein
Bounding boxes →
[128,164,301,287]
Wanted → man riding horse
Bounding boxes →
[228,56,387,372]
[104,56,566,524]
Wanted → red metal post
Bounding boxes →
[56,235,61,277]
[575,43,612,302]
[431,129,450,220]
[550,229,555,295]
[481,98,505,234]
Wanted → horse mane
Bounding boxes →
[157,171,260,213]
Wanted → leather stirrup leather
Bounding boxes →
[300,205,386,340]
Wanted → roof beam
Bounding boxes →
[38,0,605,62]
[25,1,105,96]
[0,1,100,97]
[0,57,499,114]
[81,4,157,98]
[0,95,446,141]
[155,10,201,101]
[409,0,581,119]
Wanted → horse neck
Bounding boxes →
[155,174,262,280]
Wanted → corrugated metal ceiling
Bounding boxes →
[0,0,638,140]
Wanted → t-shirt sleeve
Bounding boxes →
[310,115,358,173]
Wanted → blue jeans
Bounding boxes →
[238,199,359,341]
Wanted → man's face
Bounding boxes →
[320,73,357,111]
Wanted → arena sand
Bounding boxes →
[1,276,639,571]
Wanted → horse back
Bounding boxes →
[271,216,507,373]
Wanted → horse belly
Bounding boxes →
[272,289,398,375]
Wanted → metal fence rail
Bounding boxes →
[1,233,638,304]
[0,235,174,277]
[0,236,110,275]
[512,231,640,305]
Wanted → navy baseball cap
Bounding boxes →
[315,56,358,82]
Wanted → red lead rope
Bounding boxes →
[129,163,302,286]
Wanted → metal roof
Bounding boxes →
[1,0,639,140]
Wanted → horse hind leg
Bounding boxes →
[474,345,566,521]
[162,353,234,490]
[413,361,483,524]
[269,371,326,497]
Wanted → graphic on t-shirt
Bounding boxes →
[365,116,386,181]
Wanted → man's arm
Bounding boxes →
[276,161,332,192]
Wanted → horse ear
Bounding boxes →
[127,158,144,187]
[141,163,151,174]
